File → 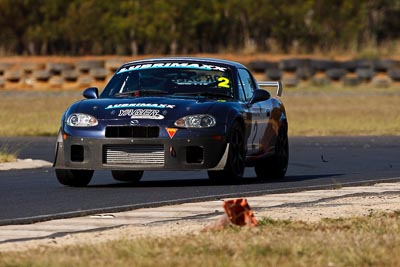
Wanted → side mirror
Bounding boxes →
[83,87,99,99]
[250,89,270,104]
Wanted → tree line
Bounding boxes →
[0,0,399,56]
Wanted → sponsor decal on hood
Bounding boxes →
[118,109,164,120]
[105,103,175,110]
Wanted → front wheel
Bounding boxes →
[55,169,93,187]
[111,170,143,183]
[208,121,245,183]
[255,126,289,179]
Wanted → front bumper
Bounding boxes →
[54,134,228,171]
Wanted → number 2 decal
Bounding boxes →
[217,77,230,88]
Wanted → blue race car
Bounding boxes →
[54,57,288,186]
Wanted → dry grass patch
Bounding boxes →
[1,212,399,266]
[0,151,17,163]
[0,87,400,136]
[0,145,18,163]
[0,91,81,136]
[284,88,400,136]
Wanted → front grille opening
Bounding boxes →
[106,126,159,138]
[103,145,165,166]
[186,146,204,163]
[71,145,84,162]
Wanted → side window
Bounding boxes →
[237,76,246,101]
[238,69,256,101]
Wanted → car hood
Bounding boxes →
[70,96,222,121]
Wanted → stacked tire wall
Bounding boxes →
[248,58,400,88]
[1,58,400,90]
[0,59,125,90]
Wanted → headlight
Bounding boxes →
[67,113,98,127]
[174,114,216,128]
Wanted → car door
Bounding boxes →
[237,68,264,155]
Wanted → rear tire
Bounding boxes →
[55,169,93,187]
[111,170,143,183]
[255,125,289,180]
[208,121,245,183]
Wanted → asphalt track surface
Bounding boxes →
[0,136,399,225]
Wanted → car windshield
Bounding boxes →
[100,63,234,99]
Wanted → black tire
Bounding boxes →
[356,68,374,81]
[33,70,51,81]
[4,70,21,82]
[279,58,310,71]
[373,59,396,72]
[62,69,79,82]
[341,60,358,72]
[0,62,12,74]
[265,68,282,80]
[105,59,125,72]
[208,122,245,183]
[311,60,339,71]
[296,66,315,80]
[255,126,289,180]
[46,63,73,75]
[388,68,400,81]
[326,68,347,81]
[356,59,373,69]
[76,60,104,73]
[111,170,143,182]
[248,61,278,73]
[89,68,108,81]
[55,169,93,187]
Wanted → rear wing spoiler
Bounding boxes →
[258,81,283,97]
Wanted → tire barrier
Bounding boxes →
[265,68,282,80]
[249,58,400,87]
[0,58,399,89]
[33,70,51,82]
[75,60,104,73]
[89,68,108,81]
[296,66,315,80]
[0,63,12,75]
[388,68,400,81]
[373,59,398,72]
[248,60,278,73]
[4,70,22,82]
[22,63,44,74]
[326,68,347,81]
[279,58,311,71]
[47,63,73,75]
[356,67,374,81]
[311,59,340,71]
[356,59,374,69]
[62,69,79,82]
[341,60,358,72]
[371,76,391,88]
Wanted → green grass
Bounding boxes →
[0,87,400,136]
[1,212,399,266]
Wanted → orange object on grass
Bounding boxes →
[223,198,258,226]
